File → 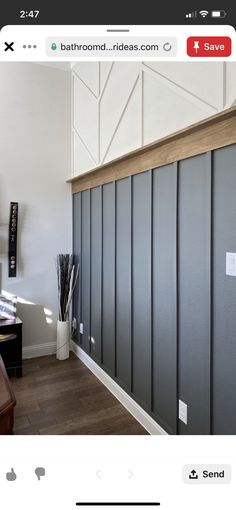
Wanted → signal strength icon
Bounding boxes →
[186,11,197,18]
[199,10,209,17]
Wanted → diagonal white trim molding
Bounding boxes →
[142,63,218,114]
[73,125,98,165]
[72,69,98,99]
[101,74,140,164]
[71,340,167,435]
[99,62,114,102]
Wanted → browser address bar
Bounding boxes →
[46,37,177,58]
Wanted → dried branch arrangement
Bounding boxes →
[56,254,79,322]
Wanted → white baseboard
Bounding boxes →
[71,340,167,436]
[23,341,56,359]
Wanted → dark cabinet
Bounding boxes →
[0,318,23,377]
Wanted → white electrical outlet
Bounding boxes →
[80,323,84,334]
[179,399,188,425]
[226,252,236,276]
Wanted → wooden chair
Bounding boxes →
[0,354,16,434]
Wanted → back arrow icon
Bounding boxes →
[96,470,102,479]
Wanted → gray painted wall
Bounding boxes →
[178,153,211,434]
[132,171,152,410]
[73,144,236,435]
[152,164,178,434]
[90,186,102,363]
[116,177,132,391]
[213,145,236,434]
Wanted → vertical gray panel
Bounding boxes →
[153,163,177,434]
[72,193,81,345]
[90,187,102,363]
[178,153,211,434]
[132,171,152,409]
[81,190,90,352]
[213,144,236,434]
[102,182,115,375]
[116,177,132,390]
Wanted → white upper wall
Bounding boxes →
[71,61,236,176]
[0,63,71,349]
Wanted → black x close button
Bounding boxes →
[4,42,14,51]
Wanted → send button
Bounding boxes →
[183,464,231,484]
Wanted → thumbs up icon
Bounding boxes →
[6,468,17,481]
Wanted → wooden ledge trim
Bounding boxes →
[68,106,236,194]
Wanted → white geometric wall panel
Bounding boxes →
[226,63,236,107]
[143,71,209,145]
[73,130,95,175]
[73,74,99,165]
[144,62,222,110]
[105,76,141,163]
[73,62,99,96]
[100,62,140,162]
[100,62,113,91]
[72,61,236,177]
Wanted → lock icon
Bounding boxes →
[51,43,57,51]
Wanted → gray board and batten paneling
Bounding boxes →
[73,165,177,433]
[152,163,178,434]
[73,143,236,435]
[102,182,116,376]
[132,171,152,409]
[72,192,81,345]
[213,145,236,435]
[178,153,212,435]
[80,190,90,352]
[116,177,132,391]
[90,186,102,363]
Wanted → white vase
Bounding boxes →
[56,320,70,360]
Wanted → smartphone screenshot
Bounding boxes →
[0,4,236,509]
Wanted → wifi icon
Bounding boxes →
[199,10,209,17]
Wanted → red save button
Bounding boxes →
[187,37,231,57]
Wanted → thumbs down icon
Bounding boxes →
[35,467,45,480]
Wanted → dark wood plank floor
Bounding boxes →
[10,353,148,435]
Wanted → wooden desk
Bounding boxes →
[0,318,23,377]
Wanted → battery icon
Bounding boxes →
[211,10,227,18]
